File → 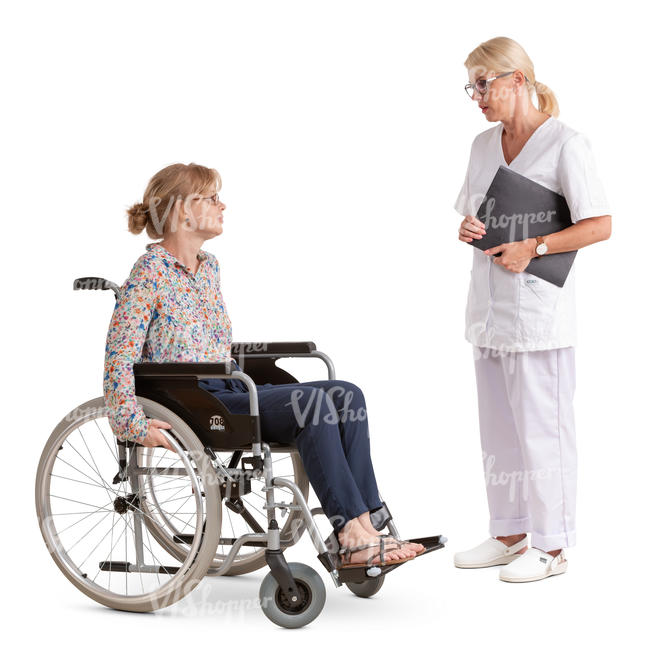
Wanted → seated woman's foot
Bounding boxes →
[381,535,425,556]
[337,520,415,565]
[357,512,424,555]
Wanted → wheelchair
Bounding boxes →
[34,276,446,628]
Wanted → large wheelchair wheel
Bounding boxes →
[141,448,310,576]
[35,396,221,613]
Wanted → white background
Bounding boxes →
[3,0,647,646]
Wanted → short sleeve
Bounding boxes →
[103,256,157,443]
[557,133,610,223]
[454,135,480,217]
[454,161,471,217]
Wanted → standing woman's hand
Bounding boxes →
[458,215,486,242]
[141,418,176,452]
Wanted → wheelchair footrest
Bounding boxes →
[219,537,269,547]
[98,560,179,574]
[406,535,447,556]
[336,534,446,584]
[173,533,268,547]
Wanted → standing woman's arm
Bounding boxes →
[103,257,157,443]
[548,132,612,249]
[485,133,612,267]
[455,137,488,243]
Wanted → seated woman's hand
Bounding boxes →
[141,418,176,452]
[458,215,486,242]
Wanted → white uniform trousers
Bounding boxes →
[473,345,577,551]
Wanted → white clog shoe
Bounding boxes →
[454,536,528,568]
[499,547,568,582]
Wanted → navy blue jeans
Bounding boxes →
[198,367,383,533]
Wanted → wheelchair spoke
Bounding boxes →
[139,495,198,534]
[63,437,116,498]
[78,428,114,505]
[68,508,116,555]
[154,493,198,506]
[55,499,115,536]
[222,505,236,555]
[50,494,115,512]
[239,498,267,520]
[93,417,119,463]
[50,510,114,516]
[50,473,113,491]
[148,447,183,476]
[160,491,195,531]
[76,508,125,569]
[128,486,196,532]
[144,481,188,494]
[142,521,162,590]
[90,511,128,584]
[54,455,120,496]
[108,510,116,591]
[135,481,199,536]
[124,515,129,596]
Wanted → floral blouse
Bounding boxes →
[103,242,232,442]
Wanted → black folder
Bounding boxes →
[469,166,576,287]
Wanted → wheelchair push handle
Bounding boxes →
[73,276,120,298]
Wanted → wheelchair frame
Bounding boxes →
[35,276,446,628]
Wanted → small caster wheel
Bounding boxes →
[259,562,326,628]
[345,574,385,598]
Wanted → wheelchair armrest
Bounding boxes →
[133,361,235,377]
[231,341,317,355]
[231,341,335,381]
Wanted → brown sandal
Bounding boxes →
[379,534,426,557]
[337,537,413,569]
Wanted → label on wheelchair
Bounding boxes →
[210,414,226,432]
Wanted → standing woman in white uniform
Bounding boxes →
[452,37,612,583]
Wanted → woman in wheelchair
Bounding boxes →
[104,162,424,570]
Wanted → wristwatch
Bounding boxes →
[534,235,548,257]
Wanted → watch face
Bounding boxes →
[536,243,548,255]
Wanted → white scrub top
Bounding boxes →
[454,115,610,352]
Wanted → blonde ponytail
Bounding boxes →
[533,80,559,118]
